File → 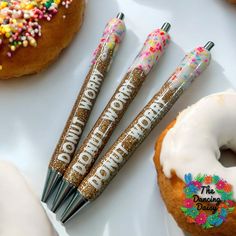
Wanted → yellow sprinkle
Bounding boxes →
[0,2,7,9]
[3,25,10,33]
[0,65,2,70]
[26,4,33,10]
[30,39,37,47]
[5,32,10,38]
[23,40,28,47]
[10,45,16,51]
[107,42,114,49]
[149,40,155,47]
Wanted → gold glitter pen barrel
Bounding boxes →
[52,23,171,212]
[41,13,126,202]
[60,41,214,223]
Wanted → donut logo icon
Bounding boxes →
[180,173,235,229]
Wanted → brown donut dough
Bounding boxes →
[154,120,236,236]
[228,0,236,3]
[0,0,85,79]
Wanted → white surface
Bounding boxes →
[0,0,235,235]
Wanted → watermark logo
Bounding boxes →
[181,173,235,229]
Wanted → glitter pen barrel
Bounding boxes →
[60,41,215,223]
[41,13,126,202]
[52,23,171,212]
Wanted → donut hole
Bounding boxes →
[219,148,236,167]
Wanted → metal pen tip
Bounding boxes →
[161,22,171,33]
[116,12,125,20]
[204,41,215,51]
[41,168,62,203]
[51,179,76,213]
[60,192,89,224]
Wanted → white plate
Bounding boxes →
[0,0,236,235]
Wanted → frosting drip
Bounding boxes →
[160,91,236,199]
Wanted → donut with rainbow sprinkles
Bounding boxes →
[0,0,85,79]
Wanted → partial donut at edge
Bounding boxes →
[0,0,85,79]
[154,120,236,236]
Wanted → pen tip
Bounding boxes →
[51,180,76,213]
[116,12,125,20]
[204,41,215,51]
[41,168,62,203]
[161,22,171,33]
[60,191,89,224]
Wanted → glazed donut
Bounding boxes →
[0,161,57,236]
[154,91,236,236]
[0,0,85,79]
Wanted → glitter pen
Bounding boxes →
[52,23,171,212]
[60,41,215,223]
[41,13,126,202]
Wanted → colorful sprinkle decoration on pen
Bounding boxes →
[169,46,211,90]
[129,28,170,75]
[0,0,72,56]
[91,17,126,65]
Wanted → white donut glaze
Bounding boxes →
[160,91,236,198]
[0,161,57,236]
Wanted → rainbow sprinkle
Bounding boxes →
[128,29,170,75]
[92,18,125,65]
[169,46,211,90]
[0,0,72,56]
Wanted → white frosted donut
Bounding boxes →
[0,161,57,236]
[160,90,236,197]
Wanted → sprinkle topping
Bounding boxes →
[0,0,72,56]
[128,29,170,75]
[169,46,211,90]
[92,18,125,65]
